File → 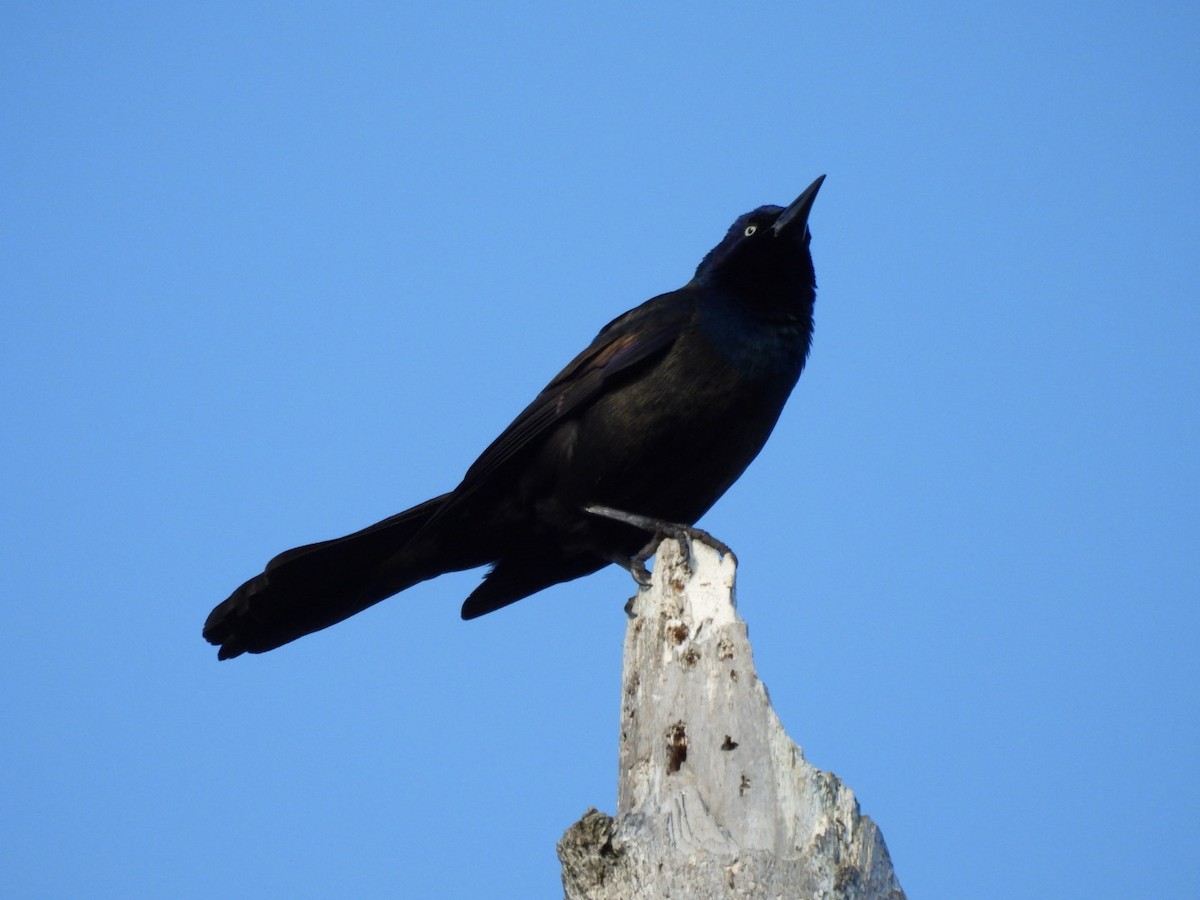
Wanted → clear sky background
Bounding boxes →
[3,4,1197,898]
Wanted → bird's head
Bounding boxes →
[694,175,825,302]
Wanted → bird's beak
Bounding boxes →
[772,174,826,237]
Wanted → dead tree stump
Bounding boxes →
[558,538,905,899]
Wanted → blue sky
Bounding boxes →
[3,3,1197,897]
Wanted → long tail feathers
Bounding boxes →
[204,494,451,659]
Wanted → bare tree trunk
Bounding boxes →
[558,539,905,899]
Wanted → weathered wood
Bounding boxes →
[559,538,905,899]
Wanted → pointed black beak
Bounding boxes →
[772,174,826,237]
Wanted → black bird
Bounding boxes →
[204,175,825,659]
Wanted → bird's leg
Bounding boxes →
[585,504,736,583]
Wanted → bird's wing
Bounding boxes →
[443,289,694,509]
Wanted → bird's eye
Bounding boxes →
[744,224,757,237]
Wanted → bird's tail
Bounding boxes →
[204,493,455,659]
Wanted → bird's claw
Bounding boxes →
[586,504,736,586]
[632,557,655,586]
[630,536,660,585]
[676,524,736,564]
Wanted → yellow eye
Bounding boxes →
[744,224,757,237]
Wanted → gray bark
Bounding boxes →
[558,539,905,899]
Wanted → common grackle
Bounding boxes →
[204,175,824,659]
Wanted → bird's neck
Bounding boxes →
[694,282,814,380]
[695,268,815,326]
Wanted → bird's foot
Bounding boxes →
[586,504,736,585]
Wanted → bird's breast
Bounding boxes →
[552,314,805,526]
